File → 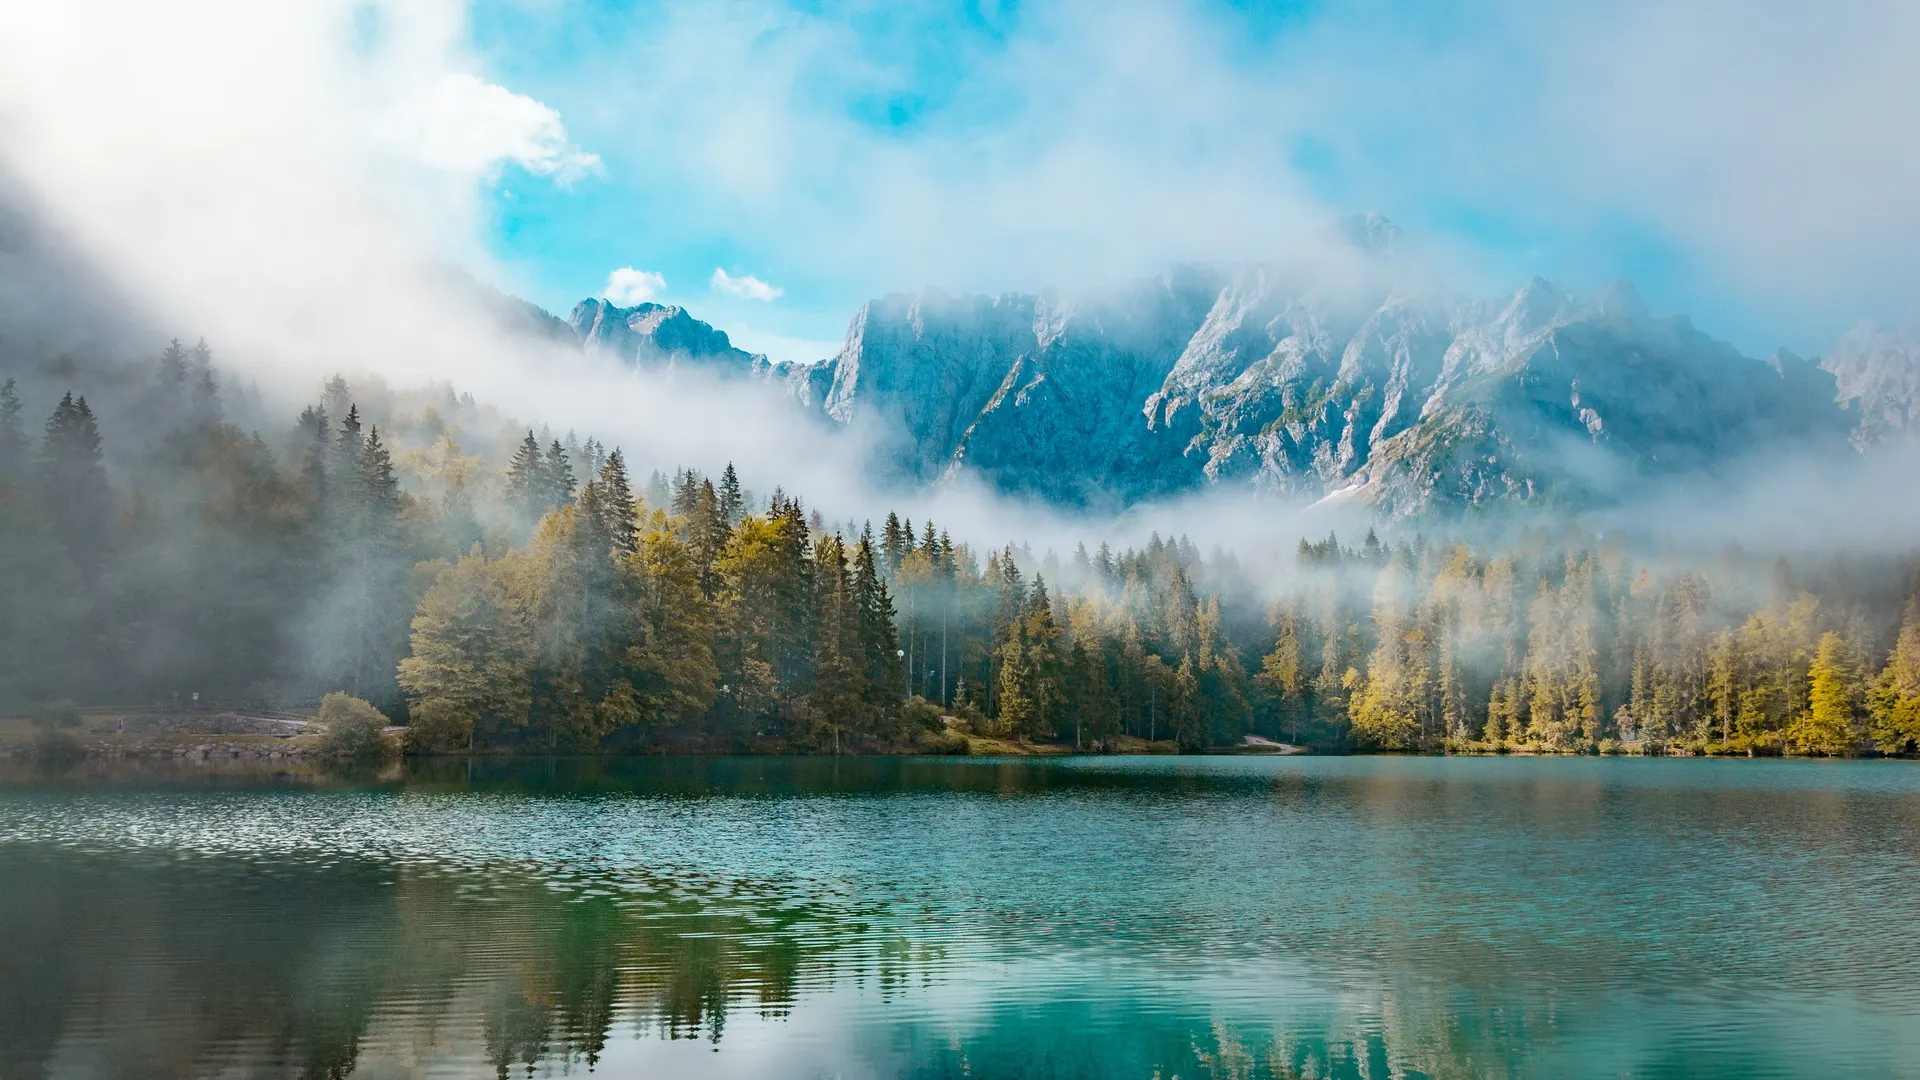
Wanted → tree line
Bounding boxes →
[2,338,1917,756]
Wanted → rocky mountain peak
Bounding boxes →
[545,258,1914,520]
[569,298,764,371]
[1821,319,1920,449]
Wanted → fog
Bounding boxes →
[5,0,1915,548]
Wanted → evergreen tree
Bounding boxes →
[158,338,188,388]
[315,416,408,705]
[38,392,110,579]
[853,532,904,730]
[1017,576,1067,740]
[356,426,400,521]
[0,378,25,480]
[521,503,635,750]
[881,513,905,573]
[505,431,546,522]
[596,449,638,555]
[671,468,702,519]
[1868,590,1920,754]
[690,479,729,598]
[718,463,744,526]
[809,534,865,751]
[628,523,719,726]
[297,404,329,505]
[331,404,364,484]
[1350,556,1425,750]
[1791,631,1862,756]
[1257,603,1307,744]
[543,440,576,507]
[187,337,221,425]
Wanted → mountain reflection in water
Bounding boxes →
[3,755,1920,1079]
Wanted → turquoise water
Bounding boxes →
[2,755,1918,1078]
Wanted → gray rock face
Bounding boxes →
[776,271,1865,516]
[795,271,1222,504]
[557,261,1914,519]
[1821,321,1920,449]
[569,299,766,372]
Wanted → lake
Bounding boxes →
[2,755,1918,1079]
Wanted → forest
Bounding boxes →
[2,339,1919,757]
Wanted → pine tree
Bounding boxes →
[995,631,1031,739]
[629,524,719,725]
[332,404,364,482]
[505,431,546,523]
[1790,632,1861,756]
[543,440,576,507]
[158,338,188,388]
[1707,629,1740,749]
[718,463,744,526]
[716,504,815,726]
[809,534,865,750]
[0,378,25,480]
[39,392,110,578]
[356,426,400,521]
[596,449,638,555]
[153,339,189,423]
[882,512,905,573]
[690,479,728,598]
[1351,556,1423,749]
[671,468,701,519]
[187,338,220,425]
[853,532,904,729]
[1868,589,1920,754]
[297,404,329,505]
[521,502,635,749]
[1257,603,1307,745]
[319,418,408,705]
[1018,575,1066,740]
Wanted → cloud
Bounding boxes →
[0,0,882,527]
[604,267,666,305]
[483,0,1920,352]
[5,0,1917,560]
[389,73,602,187]
[0,0,611,386]
[709,269,782,302]
[552,0,1341,298]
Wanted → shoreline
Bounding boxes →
[3,716,1909,765]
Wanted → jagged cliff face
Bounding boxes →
[570,298,766,372]
[783,273,1855,516]
[803,268,1224,504]
[1822,321,1920,450]
[556,262,1909,519]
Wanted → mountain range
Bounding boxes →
[553,256,1920,519]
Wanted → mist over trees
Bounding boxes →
[2,337,1919,757]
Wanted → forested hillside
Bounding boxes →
[2,339,1919,756]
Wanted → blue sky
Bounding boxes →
[452,0,1920,363]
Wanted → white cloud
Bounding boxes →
[0,0,879,523]
[391,73,602,186]
[604,267,666,305]
[532,0,1920,348]
[710,268,783,302]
